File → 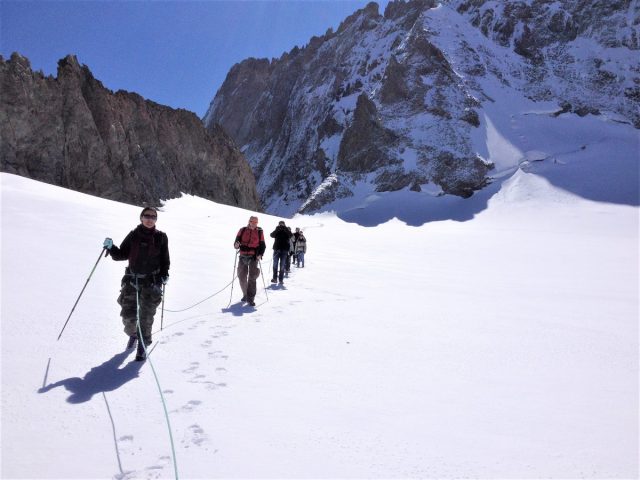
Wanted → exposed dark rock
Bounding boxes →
[552,101,601,118]
[374,168,414,192]
[0,53,260,209]
[317,114,343,138]
[313,148,331,179]
[431,152,493,198]
[384,0,436,27]
[337,93,398,172]
[338,1,381,34]
[548,10,578,41]
[460,108,480,127]
[380,56,410,104]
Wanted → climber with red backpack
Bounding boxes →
[233,215,266,306]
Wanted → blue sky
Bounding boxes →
[1,0,389,118]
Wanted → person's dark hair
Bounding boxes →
[140,207,158,219]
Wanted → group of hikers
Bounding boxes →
[234,216,307,305]
[102,209,307,361]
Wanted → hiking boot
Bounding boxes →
[135,341,146,361]
[271,278,277,283]
[248,300,256,306]
[241,296,247,302]
[126,336,137,349]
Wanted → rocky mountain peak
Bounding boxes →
[337,1,382,34]
[1,53,260,210]
[204,0,638,217]
[57,53,82,71]
[6,51,31,70]
[384,0,437,23]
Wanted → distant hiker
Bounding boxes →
[285,226,294,274]
[103,207,170,361]
[234,216,266,306]
[270,220,292,285]
[295,231,307,268]
[293,227,301,264]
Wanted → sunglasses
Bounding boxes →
[142,214,157,220]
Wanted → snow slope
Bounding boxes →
[1,168,638,479]
[327,105,639,227]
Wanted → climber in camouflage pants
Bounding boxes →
[117,278,163,343]
[104,207,170,355]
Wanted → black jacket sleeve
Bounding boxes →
[109,231,133,261]
[258,229,266,256]
[159,232,170,278]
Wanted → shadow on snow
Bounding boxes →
[38,351,143,404]
[221,302,256,316]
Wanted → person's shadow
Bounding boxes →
[221,302,256,316]
[39,351,144,404]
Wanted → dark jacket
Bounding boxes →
[235,226,266,257]
[270,225,292,250]
[110,224,170,278]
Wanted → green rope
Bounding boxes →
[135,278,179,479]
[164,253,275,313]
[163,278,235,313]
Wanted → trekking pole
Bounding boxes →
[258,258,269,302]
[227,251,238,308]
[57,247,108,341]
[160,283,166,330]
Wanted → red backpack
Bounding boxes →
[237,227,264,255]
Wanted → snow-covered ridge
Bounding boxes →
[205,0,638,219]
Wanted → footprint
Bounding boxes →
[176,400,202,413]
[208,351,228,360]
[181,424,207,447]
[182,362,200,373]
[205,382,227,391]
[144,455,172,477]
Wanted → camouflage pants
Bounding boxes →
[237,256,260,302]
[117,281,162,343]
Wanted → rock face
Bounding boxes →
[0,53,260,210]
[204,0,638,216]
